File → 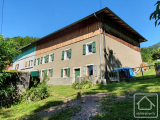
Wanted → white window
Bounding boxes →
[42,56,45,64]
[49,54,52,62]
[28,61,31,67]
[41,70,45,77]
[36,59,39,65]
[48,69,52,77]
[63,68,68,77]
[15,64,19,70]
[64,49,69,60]
[30,60,33,66]
[86,42,93,55]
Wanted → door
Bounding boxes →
[75,69,80,82]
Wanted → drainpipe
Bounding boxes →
[94,13,103,83]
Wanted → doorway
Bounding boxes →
[74,68,80,82]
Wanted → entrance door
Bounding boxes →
[75,69,80,82]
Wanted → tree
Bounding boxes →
[150,1,160,26]
[6,36,40,50]
[152,51,160,60]
[0,34,20,107]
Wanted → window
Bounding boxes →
[41,70,45,77]
[61,68,70,77]
[83,41,96,55]
[28,61,31,67]
[42,56,45,64]
[47,68,53,77]
[30,60,33,66]
[62,49,71,60]
[36,58,39,65]
[15,64,19,70]
[49,54,54,62]
[87,43,92,54]
[87,65,93,76]
[64,50,69,60]
[25,61,28,67]
[64,68,68,77]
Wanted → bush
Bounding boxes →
[72,79,94,89]
[21,75,50,102]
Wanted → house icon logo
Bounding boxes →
[134,93,158,118]
[137,96,155,110]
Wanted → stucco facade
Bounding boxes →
[34,35,102,84]
[11,44,36,72]
[12,8,147,85]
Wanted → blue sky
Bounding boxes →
[0,0,159,48]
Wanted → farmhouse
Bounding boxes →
[11,44,37,72]
[11,7,147,85]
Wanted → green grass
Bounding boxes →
[154,61,160,64]
[1,77,160,119]
[131,69,156,80]
[92,93,160,120]
[24,106,81,120]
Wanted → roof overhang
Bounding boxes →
[19,7,147,50]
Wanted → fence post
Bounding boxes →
[155,63,159,77]
[141,67,144,79]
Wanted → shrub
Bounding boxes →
[72,79,94,89]
[21,75,50,102]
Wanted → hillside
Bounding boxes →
[149,42,160,50]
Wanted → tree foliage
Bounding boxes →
[150,1,160,26]
[6,36,39,50]
[0,34,21,107]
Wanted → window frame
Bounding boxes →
[64,49,70,60]
[42,55,46,64]
[47,68,52,77]
[15,64,19,70]
[86,64,94,76]
[49,53,53,62]
[36,58,39,65]
[85,41,93,55]
[41,69,45,77]
[63,67,69,78]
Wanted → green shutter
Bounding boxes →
[83,44,86,55]
[41,57,43,64]
[69,49,72,58]
[46,55,49,63]
[62,51,64,60]
[61,69,63,77]
[34,59,36,66]
[44,56,46,63]
[51,69,53,77]
[52,54,54,61]
[68,68,70,77]
[92,41,96,53]
[38,58,40,65]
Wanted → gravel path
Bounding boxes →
[36,92,108,119]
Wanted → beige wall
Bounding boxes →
[102,34,142,71]
[34,35,102,79]
[34,33,142,81]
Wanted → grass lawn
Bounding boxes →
[131,69,157,80]
[0,77,160,119]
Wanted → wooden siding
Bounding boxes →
[103,14,140,47]
[36,17,101,55]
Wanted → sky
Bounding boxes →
[0,0,159,48]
